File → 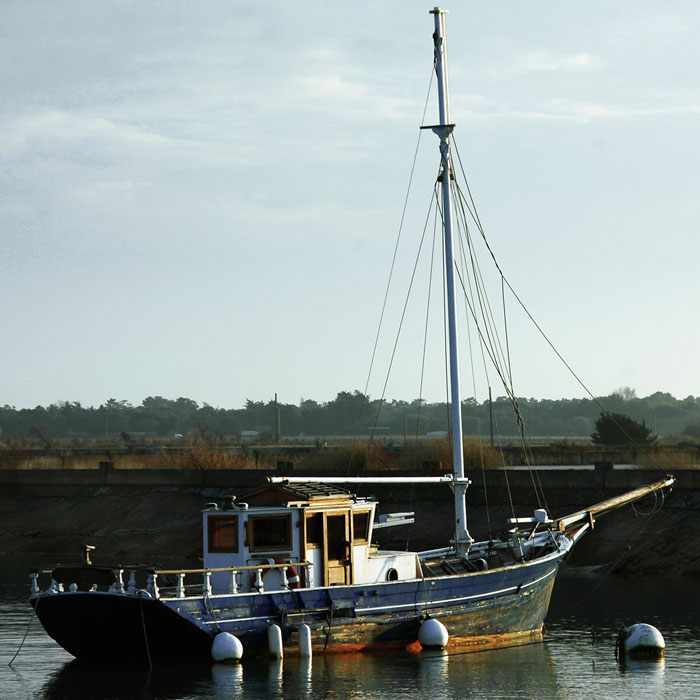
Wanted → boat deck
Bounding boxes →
[421,549,515,578]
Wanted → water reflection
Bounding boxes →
[10,635,596,700]
[210,663,244,696]
[431,643,557,700]
[297,656,313,698]
[619,656,666,695]
[267,658,284,696]
[40,660,211,700]
[416,648,449,695]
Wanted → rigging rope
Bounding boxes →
[447,138,555,508]
[548,494,667,625]
[450,134,664,464]
[361,47,670,550]
[369,190,439,439]
[405,207,441,551]
[356,64,436,453]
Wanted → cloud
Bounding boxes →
[545,99,700,122]
[0,107,264,176]
[0,110,168,160]
[293,74,414,120]
[450,95,700,126]
[513,51,603,74]
[73,179,135,200]
[306,48,342,62]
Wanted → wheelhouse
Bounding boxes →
[202,482,419,592]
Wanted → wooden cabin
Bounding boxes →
[202,482,419,593]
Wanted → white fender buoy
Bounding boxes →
[298,623,312,657]
[211,632,243,662]
[268,624,284,658]
[621,623,665,658]
[418,617,449,650]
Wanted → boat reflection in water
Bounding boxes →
[39,643,558,700]
[39,660,211,700]
[226,644,557,700]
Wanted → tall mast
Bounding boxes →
[430,7,472,557]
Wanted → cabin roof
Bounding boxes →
[238,481,355,507]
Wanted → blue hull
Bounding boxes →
[33,550,564,661]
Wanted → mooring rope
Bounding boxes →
[8,592,42,666]
[138,591,153,670]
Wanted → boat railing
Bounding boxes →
[152,562,312,598]
[29,561,312,600]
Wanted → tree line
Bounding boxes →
[2,388,700,444]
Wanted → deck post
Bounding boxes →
[147,573,160,598]
[253,567,264,591]
[114,568,125,594]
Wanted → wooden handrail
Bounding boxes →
[153,562,311,576]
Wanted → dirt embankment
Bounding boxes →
[2,474,695,577]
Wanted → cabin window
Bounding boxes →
[208,515,239,553]
[352,510,371,544]
[249,514,292,552]
[305,512,323,549]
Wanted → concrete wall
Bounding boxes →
[1,466,692,576]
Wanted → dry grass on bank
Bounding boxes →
[168,446,252,471]
[637,448,700,470]
[294,438,501,473]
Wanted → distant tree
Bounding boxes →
[682,423,700,440]
[3,391,700,441]
[613,386,638,401]
[326,391,369,435]
[591,411,657,446]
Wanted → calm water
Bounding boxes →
[1,558,698,699]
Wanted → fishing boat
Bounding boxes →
[28,8,675,662]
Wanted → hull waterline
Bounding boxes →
[32,552,563,662]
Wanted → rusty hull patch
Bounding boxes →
[273,575,554,656]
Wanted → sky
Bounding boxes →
[2,1,699,410]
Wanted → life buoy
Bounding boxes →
[255,557,300,589]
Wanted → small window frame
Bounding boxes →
[248,513,293,553]
[207,514,239,553]
[352,509,372,545]
[304,511,324,550]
